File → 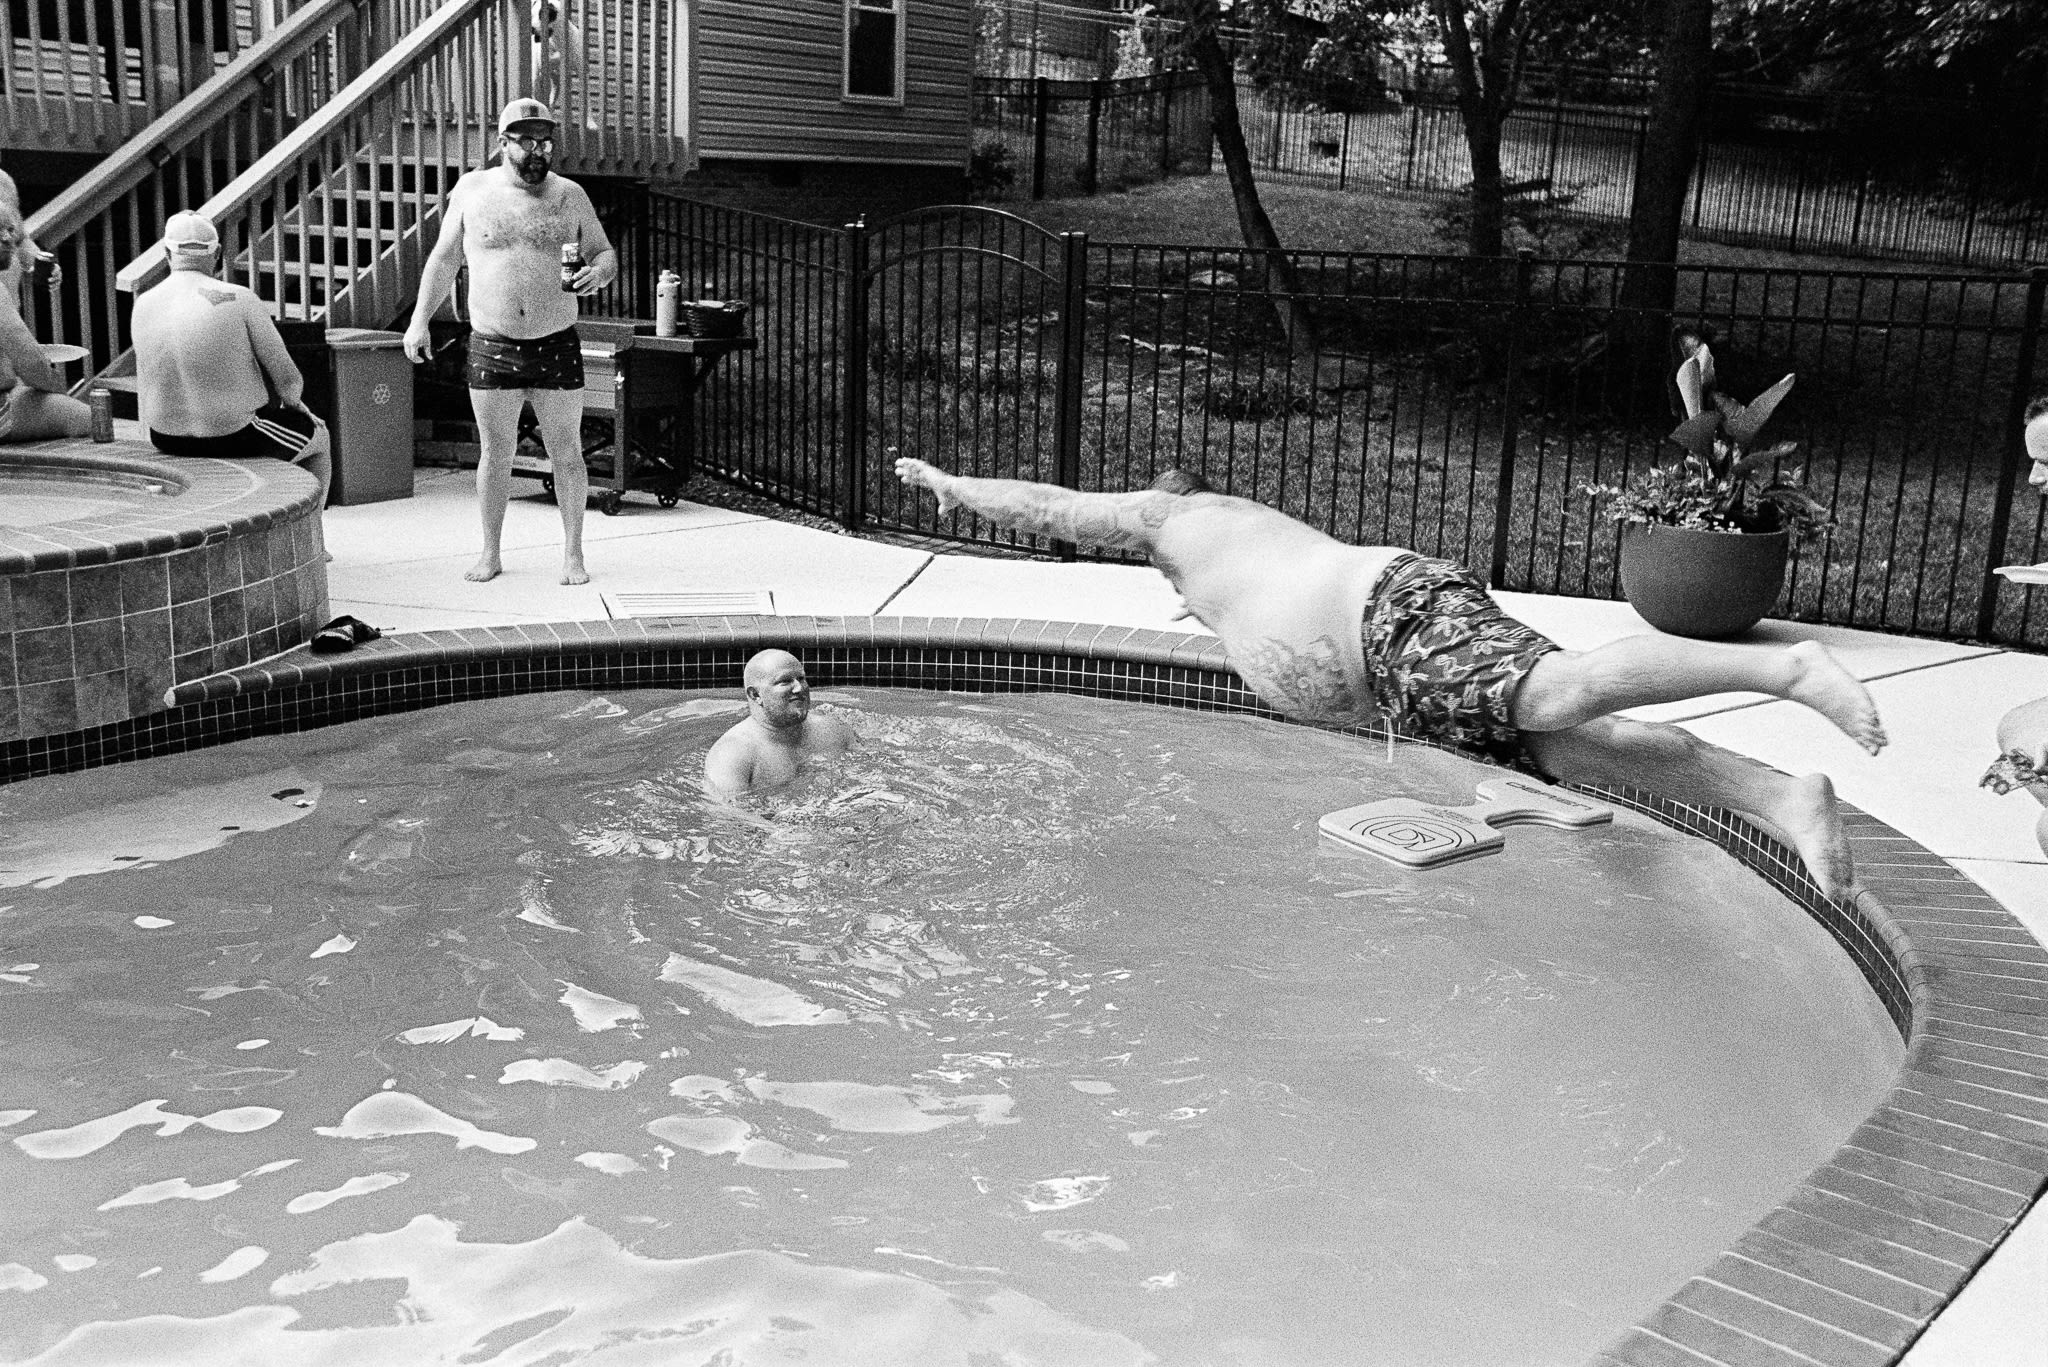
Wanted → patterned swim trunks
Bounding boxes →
[466,325,584,391]
[1361,553,1562,775]
[1982,749,2048,796]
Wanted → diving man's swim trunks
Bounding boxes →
[1361,553,1562,775]
[465,325,584,391]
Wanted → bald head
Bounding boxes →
[742,649,813,730]
[744,649,802,690]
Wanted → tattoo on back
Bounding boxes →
[1230,635,1361,723]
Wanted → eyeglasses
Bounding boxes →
[504,133,554,152]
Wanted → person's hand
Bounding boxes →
[893,455,954,512]
[571,257,615,296]
[402,318,432,364]
[24,243,59,289]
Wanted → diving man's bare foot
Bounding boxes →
[465,556,502,583]
[560,558,589,586]
[1784,641,1887,755]
[1759,771,1857,902]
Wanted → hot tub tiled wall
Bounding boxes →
[0,444,329,743]
[2,615,2043,1367]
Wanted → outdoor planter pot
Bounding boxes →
[1617,524,1790,639]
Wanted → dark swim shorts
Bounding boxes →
[151,402,321,460]
[1361,553,1562,775]
[466,325,585,391]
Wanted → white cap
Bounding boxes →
[498,98,556,135]
[163,211,220,254]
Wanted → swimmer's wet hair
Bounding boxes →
[1149,468,1213,496]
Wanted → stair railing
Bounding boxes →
[105,0,524,340]
[21,0,377,374]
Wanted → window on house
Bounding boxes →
[846,0,902,102]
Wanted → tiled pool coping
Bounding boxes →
[2,614,2043,1367]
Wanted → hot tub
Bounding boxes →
[0,443,328,744]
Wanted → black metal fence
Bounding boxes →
[605,196,2048,650]
[1230,87,2048,271]
[973,71,1212,201]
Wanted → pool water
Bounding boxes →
[0,470,173,529]
[0,689,1902,1366]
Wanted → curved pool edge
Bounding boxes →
[3,613,2043,1367]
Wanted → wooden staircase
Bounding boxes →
[23,0,689,388]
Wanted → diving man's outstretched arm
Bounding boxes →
[894,456,1184,553]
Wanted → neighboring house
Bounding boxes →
[677,0,975,220]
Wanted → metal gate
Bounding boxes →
[846,206,1088,557]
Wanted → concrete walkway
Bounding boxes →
[325,469,2046,1365]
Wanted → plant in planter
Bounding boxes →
[1583,374,1833,638]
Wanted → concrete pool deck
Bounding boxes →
[318,468,2046,1366]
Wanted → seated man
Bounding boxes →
[895,457,1888,901]
[1983,396,2048,855]
[704,649,855,797]
[0,202,91,443]
[130,212,331,510]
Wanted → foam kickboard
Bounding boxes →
[1319,776,1613,869]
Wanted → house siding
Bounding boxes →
[694,0,971,166]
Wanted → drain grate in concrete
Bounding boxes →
[602,590,776,619]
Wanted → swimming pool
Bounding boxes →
[0,685,1901,1364]
[1,615,2042,1366]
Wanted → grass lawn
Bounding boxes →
[998,175,2003,278]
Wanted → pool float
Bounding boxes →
[1320,775,1613,869]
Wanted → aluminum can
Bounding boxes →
[89,387,114,443]
[29,254,56,291]
[560,242,583,292]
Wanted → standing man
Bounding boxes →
[896,457,1888,901]
[130,212,331,512]
[402,98,616,585]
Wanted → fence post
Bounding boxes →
[1337,110,1352,192]
[1083,80,1103,194]
[1159,75,1175,176]
[1403,102,1421,191]
[1975,266,2048,642]
[1787,148,1808,254]
[840,219,871,532]
[1848,173,1869,254]
[1052,231,1089,562]
[1032,76,1050,199]
[1488,249,1534,590]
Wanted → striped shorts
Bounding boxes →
[150,402,321,461]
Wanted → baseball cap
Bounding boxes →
[498,98,557,135]
[163,211,220,253]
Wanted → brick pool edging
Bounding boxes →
[2,613,2042,1367]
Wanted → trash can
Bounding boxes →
[324,328,415,505]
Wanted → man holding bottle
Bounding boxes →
[402,98,616,585]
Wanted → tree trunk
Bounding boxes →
[1620,0,1714,326]
[1434,0,1521,264]
[1176,4,1319,356]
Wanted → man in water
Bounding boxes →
[131,212,331,513]
[0,201,91,443]
[401,98,616,586]
[704,650,855,797]
[895,457,1888,901]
